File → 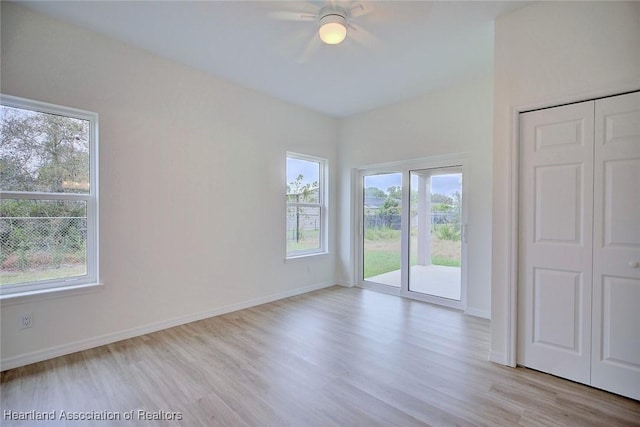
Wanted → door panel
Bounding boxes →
[533,268,582,351]
[408,168,462,300]
[362,172,402,288]
[534,164,583,244]
[603,159,640,247]
[518,100,594,385]
[534,118,585,151]
[601,276,640,366]
[592,91,640,400]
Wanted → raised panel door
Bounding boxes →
[518,101,594,384]
[592,91,640,400]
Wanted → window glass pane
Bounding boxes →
[286,206,321,253]
[0,199,87,285]
[1,105,90,193]
[362,172,402,285]
[286,158,320,203]
[408,169,462,300]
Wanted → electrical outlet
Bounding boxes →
[20,313,33,329]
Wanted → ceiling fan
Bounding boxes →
[267,1,377,61]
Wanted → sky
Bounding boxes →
[286,157,320,187]
[365,172,461,196]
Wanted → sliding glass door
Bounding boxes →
[359,158,466,309]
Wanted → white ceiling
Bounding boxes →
[16,1,529,118]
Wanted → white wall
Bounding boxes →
[1,3,338,368]
[337,76,494,318]
[491,1,640,364]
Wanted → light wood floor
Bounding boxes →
[2,286,639,426]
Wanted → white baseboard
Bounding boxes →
[488,351,508,365]
[1,281,335,371]
[464,307,491,319]
[336,279,354,287]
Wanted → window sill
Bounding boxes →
[1,282,104,306]
[285,252,329,263]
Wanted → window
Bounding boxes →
[0,95,98,296]
[286,153,326,258]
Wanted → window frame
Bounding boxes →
[285,152,328,260]
[0,94,99,298]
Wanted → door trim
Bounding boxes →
[502,84,640,368]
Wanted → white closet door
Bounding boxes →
[518,101,594,385]
[591,91,640,400]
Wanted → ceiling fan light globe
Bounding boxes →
[318,16,347,45]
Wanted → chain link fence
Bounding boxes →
[1,216,87,284]
[365,212,457,231]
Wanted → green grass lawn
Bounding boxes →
[363,251,460,278]
[363,251,402,278]
[1,265,86,285]
[429,256,461,268]
[287,229,320,253]
[363,228,461,278]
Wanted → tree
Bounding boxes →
[451,190,462,231]
[375,186,402,228]
[287,174,319,243]
[364,187,386,198]
[287,174,318,203]
[1,108,39,191]
[1,106,89,195]
[386,185,402,200]
[431,193,454,205]
[379,197,400,215]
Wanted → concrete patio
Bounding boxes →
[366,264,461,300]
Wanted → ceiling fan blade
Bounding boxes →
[267,11,316,22]
[347,23,380,49]
[297,35,322,63]
[349,3,371,19]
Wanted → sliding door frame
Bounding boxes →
[355,153,469,310]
